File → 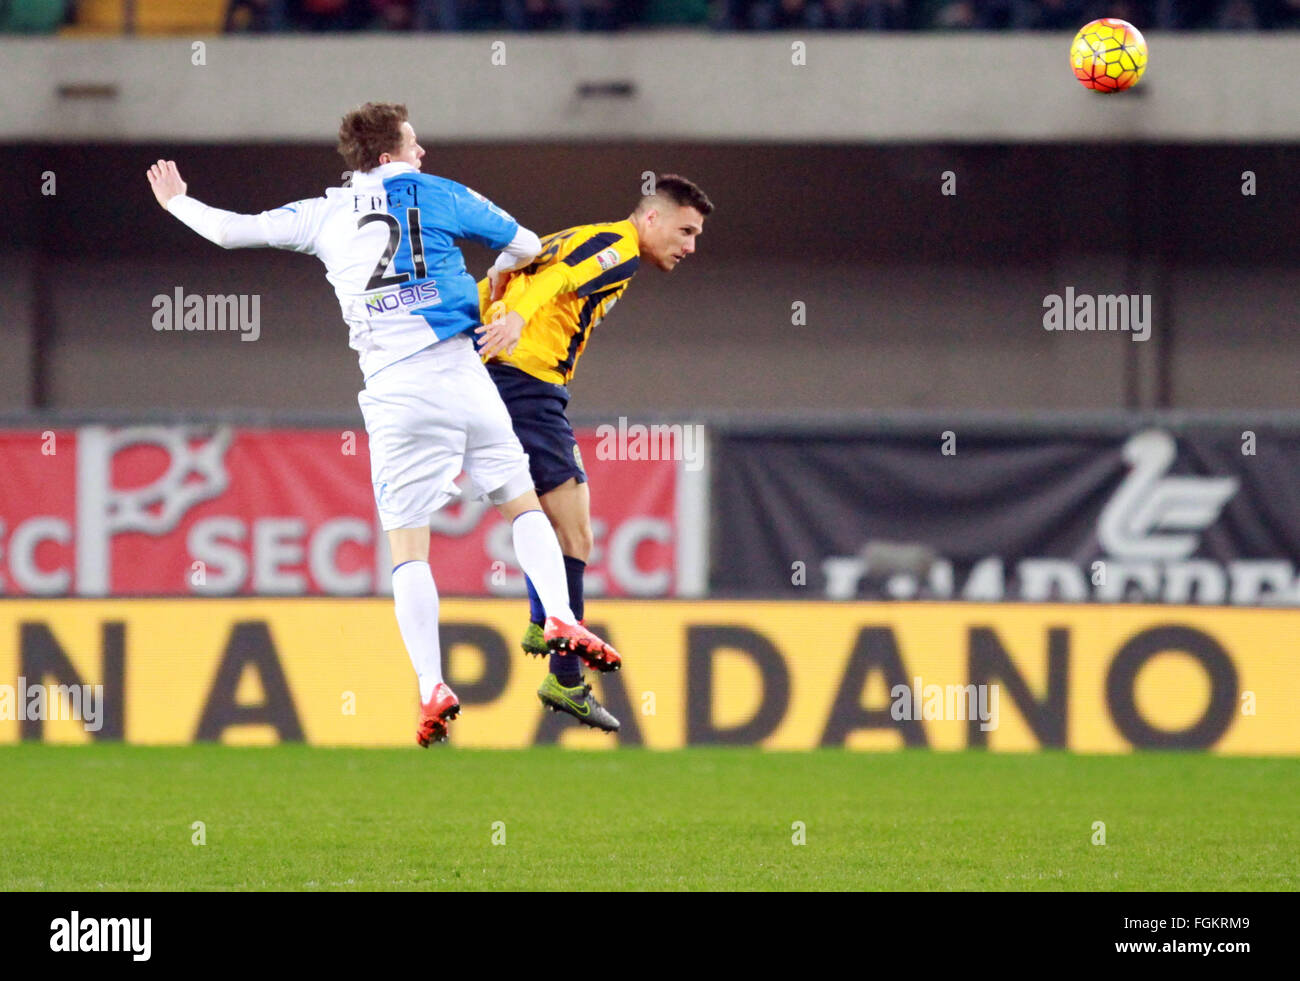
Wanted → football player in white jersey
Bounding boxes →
[146,102,622,745]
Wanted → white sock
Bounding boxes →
[511,510,575,624]
[392,560,442,703]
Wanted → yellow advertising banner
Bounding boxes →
[0,600,1294,753]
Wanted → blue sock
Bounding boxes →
[524,575,545,626]
[549,556,587,685]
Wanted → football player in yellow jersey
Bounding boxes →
[474,174,713,731]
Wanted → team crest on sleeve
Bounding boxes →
[595,248,620,271]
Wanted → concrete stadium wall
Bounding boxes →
[2,138,1296,416]
[23,253,1296,418]
[2,33,1298,142]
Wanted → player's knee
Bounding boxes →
[488,469,536,509]
[496,490,542,524]
[387,527,430,565]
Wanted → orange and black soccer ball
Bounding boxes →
[1071,18,1148,93]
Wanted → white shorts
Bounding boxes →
[358,333,533,530]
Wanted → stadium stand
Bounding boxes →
[53,0,228,35]
[0,0,66,32]
[7,0,1296,34]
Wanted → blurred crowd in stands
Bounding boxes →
[2,0,1296,33]
[222,0,1300,30]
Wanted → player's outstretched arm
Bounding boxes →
[146,158,321,253]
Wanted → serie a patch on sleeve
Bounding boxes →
[595,247,620,271]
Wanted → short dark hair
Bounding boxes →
[642,174,714,216]
[337,102,408,173]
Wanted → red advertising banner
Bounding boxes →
[0,427,696,597]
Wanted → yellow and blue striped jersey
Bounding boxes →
[477,219,640,386]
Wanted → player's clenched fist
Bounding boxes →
[147,159,187,208]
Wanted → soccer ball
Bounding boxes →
[1070,18,1148,93]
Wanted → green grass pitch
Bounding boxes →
[2,746,1297,891]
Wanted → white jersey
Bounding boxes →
[166,161,528,379]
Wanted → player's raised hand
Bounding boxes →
[475,306,524,359]
[147,159,187,209]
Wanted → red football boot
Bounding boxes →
[543,617,621,672]
[417,682,460,747]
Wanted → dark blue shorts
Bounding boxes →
[487,362,587,496]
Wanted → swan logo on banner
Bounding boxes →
[1098,430,1239,561]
